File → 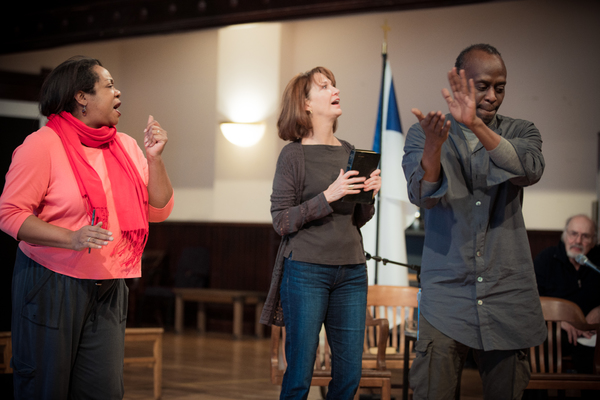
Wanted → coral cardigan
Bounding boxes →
[0,126,173,279]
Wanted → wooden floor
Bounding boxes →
[123,330,485,400]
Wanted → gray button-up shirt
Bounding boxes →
[402,114,547,351]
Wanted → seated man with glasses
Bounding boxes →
[534,214,600,375]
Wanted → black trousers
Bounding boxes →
[409,312,531,400]
[11,248,128,400]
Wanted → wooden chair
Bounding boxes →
[364,285,420,400]
[270,311,392,400]
[0,331,12,374]
[526,296,600,391]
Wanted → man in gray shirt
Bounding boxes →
[402,44,546,399]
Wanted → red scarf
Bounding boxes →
[47,112,148,269]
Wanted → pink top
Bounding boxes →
[0,126,174,279]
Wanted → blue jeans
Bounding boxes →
[279,257,367,400]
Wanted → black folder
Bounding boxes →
[342,149,381,204]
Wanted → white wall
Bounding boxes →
[0,0,598,229]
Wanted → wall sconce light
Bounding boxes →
[220,122,265,147]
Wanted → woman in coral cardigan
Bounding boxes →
[0,56,174,399]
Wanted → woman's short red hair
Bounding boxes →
[277,66,338,141]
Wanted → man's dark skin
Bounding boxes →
[411,49,508,183]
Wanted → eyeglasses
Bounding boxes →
[566,230,594,242]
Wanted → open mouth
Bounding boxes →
[114,102,122,116]
[332,99,340,105]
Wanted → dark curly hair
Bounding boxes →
[39,56,102,117]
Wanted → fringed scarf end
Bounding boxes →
[111,228,149,271]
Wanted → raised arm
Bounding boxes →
[402,119,448,210]
[144,115,174,208]
[410,108,451,183]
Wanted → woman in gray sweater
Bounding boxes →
[261,66,381,399]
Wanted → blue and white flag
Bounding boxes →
[362,59,418,286]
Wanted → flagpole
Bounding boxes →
[374,22,389,284]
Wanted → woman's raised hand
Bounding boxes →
[144,115,168,157]
[323,169,366,203]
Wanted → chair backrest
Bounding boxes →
[365,285,419,363]
[530,296,599,374]
[270,325,286,385]
[270,311,390,385]
[140,250,168,287]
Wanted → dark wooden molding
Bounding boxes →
[145,221,280,291]
[2,0,499,55]
[0,69,50,102]
[142,221,560,293]
[527,229,562,260]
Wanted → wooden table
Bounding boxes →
[172,288,267,339]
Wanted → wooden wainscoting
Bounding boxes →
[145,221,279,291]
[527,229,562,261]
[132,222,562,335]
